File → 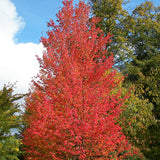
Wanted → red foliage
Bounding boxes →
[23,0,136,159]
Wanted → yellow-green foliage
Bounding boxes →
[108,70,156,155]
[0,137,20,160]
[90,0,129,63]
[0,85,23,160]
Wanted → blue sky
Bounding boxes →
[12,0,82,44]
[0,0,159,94]
[11,0,160,44]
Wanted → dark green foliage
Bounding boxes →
[124,2,160,121]
[90,0,160,159]
[145,121,160,159]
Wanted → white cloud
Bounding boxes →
[0,0,44,94]
[0,0,24,43]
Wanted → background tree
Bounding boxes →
[0,84,23,160]
[90,0,160,159]
[89,0,131,66]
[124,3,160,158]
[119,85,157,159]
[23,0,139,159]
[90,0,160,118]
[108,71,156,159]
[124,1,160,118]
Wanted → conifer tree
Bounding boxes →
[0,85,23,160]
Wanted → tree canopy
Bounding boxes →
[22,0,139,159]
[90,0,160,159]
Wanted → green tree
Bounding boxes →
[125,1,160,119]
[90,0,160,158]
[0,85,23,160]
[120,86,157,159]
[89,0,131,65]
[109,71,156,159]
[124,3,160,157]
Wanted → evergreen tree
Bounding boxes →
[0,85,23,160]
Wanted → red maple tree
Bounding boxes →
[23,0,137,159]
